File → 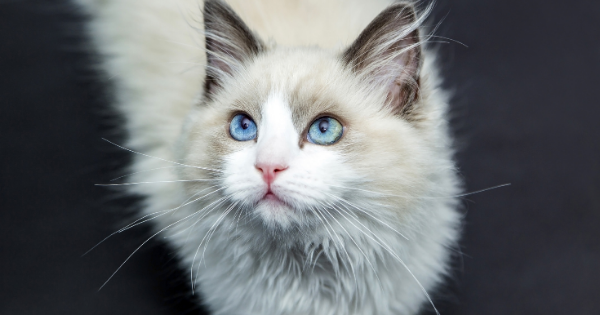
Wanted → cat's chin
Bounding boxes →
[254,193,298,230]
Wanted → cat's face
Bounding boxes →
[178,0,437,238]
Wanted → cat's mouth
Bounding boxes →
[264,192,279,201]
[258,187,295,210]
[254,188,300,229]
[262,189,285,205]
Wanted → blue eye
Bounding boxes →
[307,117,343,145]
[229,114,257,141]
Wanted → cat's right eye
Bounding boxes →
[229,114,257,141]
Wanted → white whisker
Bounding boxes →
[109,166,179,182]
[310,206,340,276]
[102,138,223,173]
[326,193,410,241]
[315,204,362,310]
[455,183,511,197]
[182,196,231,243]
[192,201,238,289]
[96,179,218,186]
[98,206,207,291]
[315,205,359,293]
[325,202,384,294]
[328,199,440,315]
[329,182,510,200]
[83,185,222,257]
[185,198,234,293]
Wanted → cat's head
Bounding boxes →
[179,0,452,239]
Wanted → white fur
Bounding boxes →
[77,1,462,314]
[256,93,300,170]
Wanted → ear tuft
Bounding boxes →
[204,0,264,96]
[342,3,426,116]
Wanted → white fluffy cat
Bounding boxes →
[78,0,461,314]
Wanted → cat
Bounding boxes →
[78,0,462,314]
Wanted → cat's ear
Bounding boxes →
[203,0,264,96]
[342,3,424,116]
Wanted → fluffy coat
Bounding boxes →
[78,0,461,314]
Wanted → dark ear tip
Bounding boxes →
[203,0,216,11]
[390,1,417,10]
[204,0,222,8]
[384,2,418,21]
[203,0,229,18]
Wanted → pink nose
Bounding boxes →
[255,163,288,185]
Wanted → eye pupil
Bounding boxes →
[241,117,250,130]
[319,120,329,133]
[230,114,257,141]
[307,116,343,145]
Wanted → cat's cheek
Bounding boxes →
[221,145,267,205]
[274,145,356,208]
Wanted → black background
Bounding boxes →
[1,0,599,314]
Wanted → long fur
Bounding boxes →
[77,1,462,314]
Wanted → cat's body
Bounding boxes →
[78,1,461,314]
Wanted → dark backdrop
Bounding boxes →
[1,1,599,314]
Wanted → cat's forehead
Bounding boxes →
[226,49,371,129]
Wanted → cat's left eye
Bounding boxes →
[307,117,343,145]
[229,113,257,141]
